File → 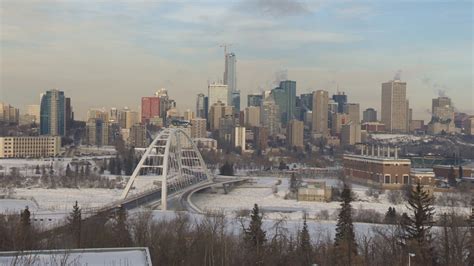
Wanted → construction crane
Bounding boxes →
[220,43,232,56]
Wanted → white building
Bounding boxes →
[0,136,61,158]
[234,126,246,151]
[208,83,229,111]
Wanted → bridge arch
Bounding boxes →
[121,128,211,210]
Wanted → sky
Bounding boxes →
[1,0,473,121]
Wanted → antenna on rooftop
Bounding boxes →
[220,43,232,56]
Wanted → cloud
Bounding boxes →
[237,0,312,17]
[335,4,373,19]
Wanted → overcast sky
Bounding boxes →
[1,0,472,121]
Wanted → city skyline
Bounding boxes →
[1,1,472,120]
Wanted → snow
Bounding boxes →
[192,176,471,221]
[12,188,122,212]
[0,199,38,213]
[0,248,152,265]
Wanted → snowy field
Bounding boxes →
[192,176,471,221]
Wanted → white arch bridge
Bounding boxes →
[120,128,212,210]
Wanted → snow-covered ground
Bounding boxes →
[10,188,122,212]
[192,176,471,221]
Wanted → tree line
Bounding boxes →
[0,183,472,265]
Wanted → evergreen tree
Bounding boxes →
[244,204,266,255]
[115,155,122,175]
[68,201,82,248]
[219,161,234,176]
[384,207,397,224]
[299,214,312,265]
[113,206,132,247]
[35,165,40,175]
[448,166,456,187]
[65,164,72,177]
[85,164,90,176]
[80,166,85,177]
[334,183,357,264]
[74,164,79,177]
[124,147,136,175]
[108,158,116,174]
[401,182,435,262]
[18,206,32,250]
[458,165,463,178]
[49,164,54,176]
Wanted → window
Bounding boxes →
[403,175,409,184]
[384,175,391,184]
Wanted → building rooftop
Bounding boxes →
[0,247,152,265]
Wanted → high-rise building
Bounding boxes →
[183,109,195,121]
[141,96,160,124]
[109,108,118,123]
[343,103,360,124]
[341,122,361,146]
[300,93,313,111]
[233,126,246,151]
[279,80,297,123]
[363,108,377,122]
[196,93,206,118]
[208,101,233,131]
[244,106,260,128]
[231,91,241,115]
[40,89,66,136]
[26,104,40,124]
[428,96,456,134]
[331,112,350,136]
[127,110,140,129]
[129,124,147,148]
[260,98,280,136]
[253,126,268,152]
[65,97,73,130]
[248,93,263,107]
[312,90,329,137]
[287,119,304,149]
[224,52,237,103]
[87,108,108,121]
[332,92,347,113]
[465,116,474,135]
[85,118,109,146]
[190,118,207,138]
[219,116,235,143]
[208,83,229,111]
[381,79,408,133]
[0,103,19,124]
[327,100,338,130]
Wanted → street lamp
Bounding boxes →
[408,253,415,266]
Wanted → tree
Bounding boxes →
[65,164,72,177]
[74,164,79,177]
[124,147,136,175]
[115,155,122,175]
[458,165,463,178]
[35,165,40,175]
[278,161,288,171]
[334,183,357,264]
[17,206,32,250]
[85,164,90,176]
[298,214,312,265]
[448,166,456,187]
[112,206,132,247]
[243,204,266,257]
[68,201,82,248]
[108,158,116,174]
[401,182,435,263]
[384,207,397,224]
[219,161,234,176]
[80,166,84,177]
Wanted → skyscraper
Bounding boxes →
[208,83,228,111]
[272,80,296,125]
[224,52,237,103]
[260,98,280,136]
[363,108,377,122]
[312,90,329,137]
[279,80,297,123]
[381,80,408,133]
[247,93,263,107]
[190,118,207,138]
[40,89,66,136]
[208,101,233,131]
[65,97,73,130]
[244,106,261,128]
[343,103,360,124]
[287,119,304,149]
[141,96,160,124]
[196,93,206,118]
[26,104,40,124]
[231,91,241,115]
[332,92,347,113]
